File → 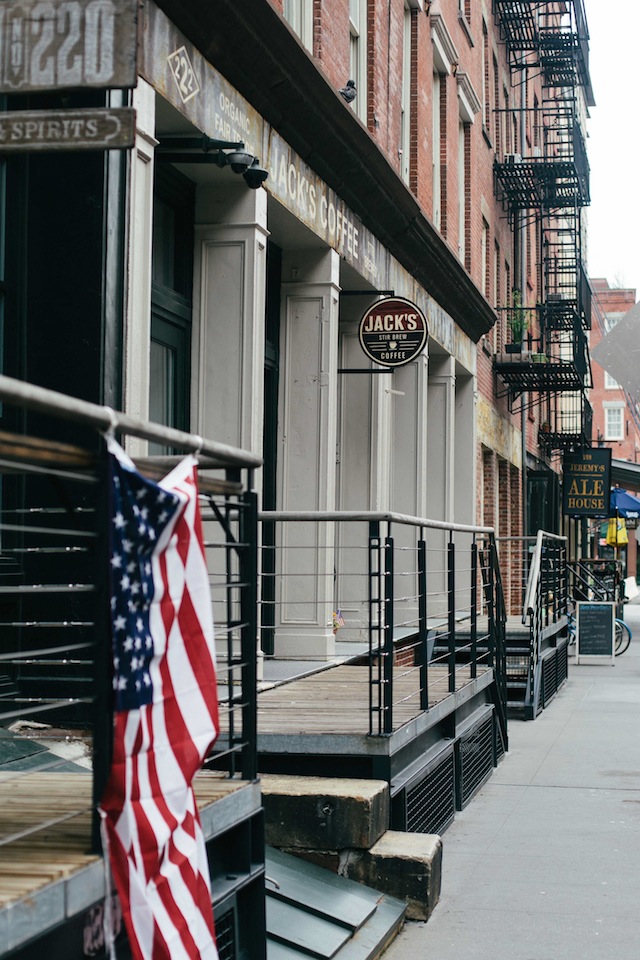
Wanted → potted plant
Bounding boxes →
[505,289,527,352]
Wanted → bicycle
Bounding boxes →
[567,610,632,655]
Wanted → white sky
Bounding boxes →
[584,1,640,295]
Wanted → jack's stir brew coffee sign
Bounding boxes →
[358,296,428,368]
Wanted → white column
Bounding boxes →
[427,355,456,522]
[427,355,456,616]
[274,249,340,658]
[123,79,156,457]
[192,185,269,460]
[454,372,476,525]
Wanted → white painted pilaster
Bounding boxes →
[274,249,341,658]
[123,80,156,457]
[192,185,269,460]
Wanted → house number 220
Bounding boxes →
[0,0,120,90]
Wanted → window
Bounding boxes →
[604,404,625,440]
[482,22,490,132]
[503,85,510,154]
[350,0,368,123]
[605,312,624,332]
[481,219,489,297]
[283,0,313,51]
[604,371,620,390]
[150,166,195,453]
[400,3,413,184]
[493,56,500,151]
[458,119,466,262]
[493,240,501,351]
[432,71,442,228]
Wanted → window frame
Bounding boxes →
[604,403,625,441]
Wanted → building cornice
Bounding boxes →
[154,0,497,342]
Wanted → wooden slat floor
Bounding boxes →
[0,770,246,908]
[248,663,490,735]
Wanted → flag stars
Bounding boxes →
[113,512,126,530]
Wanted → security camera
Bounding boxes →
[225,150,253,174]
[243,157,269,189]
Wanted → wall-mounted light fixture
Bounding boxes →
[156,135,268,189]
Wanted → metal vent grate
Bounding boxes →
[458,713,494,808]
[542,649,558,707]
[405,752,455,835]
[494,713,506,764]
[556,640,568,688]
[216,906,237,960]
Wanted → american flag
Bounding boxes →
[99,437,219,960]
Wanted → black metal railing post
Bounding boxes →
[447,538,456,694]
[368,520,382,735]
[383,533,394,735]
[92,439,113,853]
[418,536,428,710]
[470,539,478,680]
[240,488,258,781]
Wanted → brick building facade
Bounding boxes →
[2,1,594,632]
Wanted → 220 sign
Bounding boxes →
[0,0,138,93]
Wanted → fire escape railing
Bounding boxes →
[492,0,593,443]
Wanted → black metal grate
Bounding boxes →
[556,640,569,688]
[215,906,237,960]
[405,752,455,835]
[542,649,558,707]
[458,713,494,808]
[494,713,506,764]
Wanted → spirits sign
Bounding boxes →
[0,0,138,93]
[0,106,135,151]
[358,296,428,368]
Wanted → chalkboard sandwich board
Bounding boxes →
[576,601,615,665]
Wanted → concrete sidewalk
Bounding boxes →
[384,601,640,960]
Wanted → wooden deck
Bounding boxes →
[252,663,490,735]
[0,770,249,909]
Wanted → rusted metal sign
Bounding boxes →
[0,0,138,93]
[0,107,135,151]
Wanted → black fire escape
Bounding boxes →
[492,0,594,453]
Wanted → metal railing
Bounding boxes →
[0,375,260,857]
[567,557,625,618]
[522,530,568,716]
[259,510,508,750]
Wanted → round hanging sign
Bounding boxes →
[358,296,428,368]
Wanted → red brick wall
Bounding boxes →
[270,0,557,529]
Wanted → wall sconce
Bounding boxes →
[156,135,268,189]
[452,61,459,77]
[425,0,432,13]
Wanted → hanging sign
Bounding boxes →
[358,296,428,368]
[562,448,611,517]
[0,0,138,94]
[0,107,135,151]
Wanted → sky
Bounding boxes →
[584,1,640,296]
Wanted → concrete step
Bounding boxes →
[266,846,406,960]
[262,775,390,851]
